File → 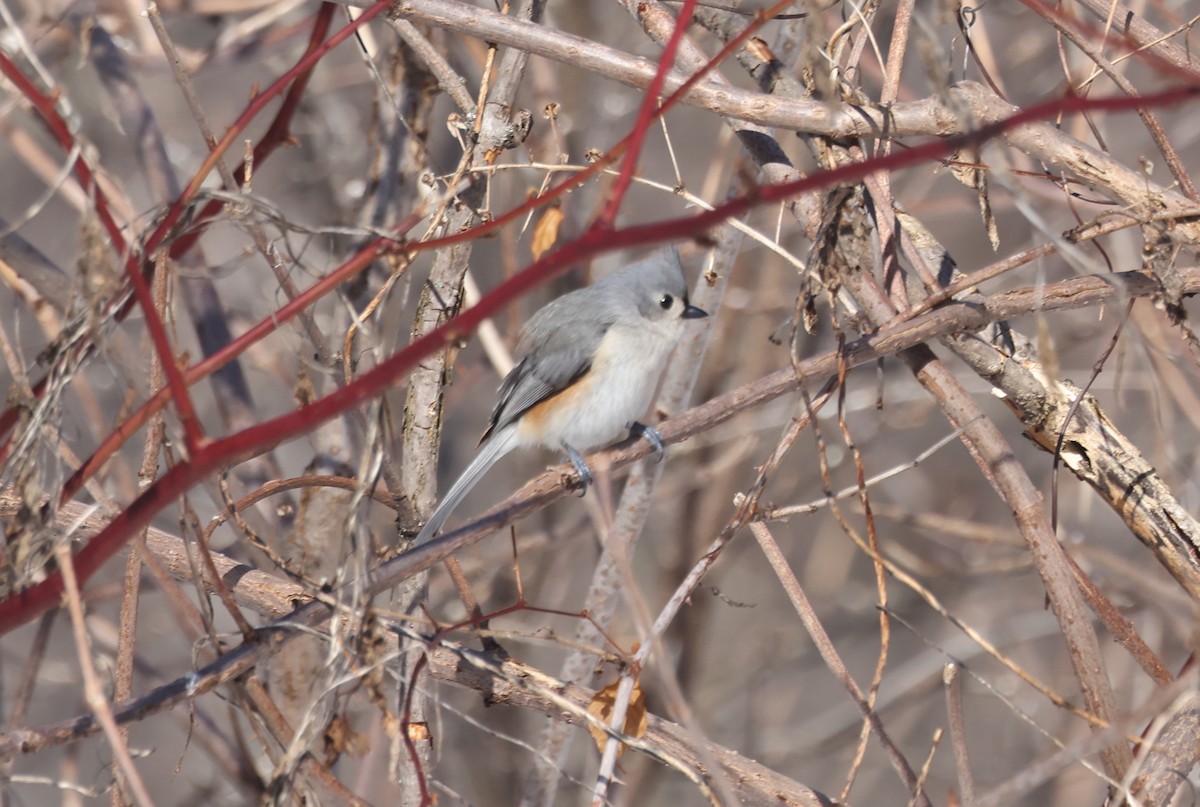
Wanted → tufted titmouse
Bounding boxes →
[414,247,707,545]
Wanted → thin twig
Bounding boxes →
[750,521,930,807]
[55,544,154,807]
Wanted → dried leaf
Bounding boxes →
[531,204,564,260]
[949,148,998,251]
[947,147,980,188]
[800,286,819,336]
[976,169,999,252]
[405,721,432,742]
[745,37,774,63]
[587,680,648,757]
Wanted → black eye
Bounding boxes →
[659,294,673,310]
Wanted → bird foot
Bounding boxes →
[629,421,665,462]
[563,443,593,496]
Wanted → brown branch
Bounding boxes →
[0,495,834,806]
[424,644,836,807]
[386,0,1200,241]
[372,265,1200,592]
[1073,0,1197,73]
[2,263,1198,767]
[1016,367,1200,599]
[1128,692,1200,807]
[750,520,928,806]
[1024,0,1199,201]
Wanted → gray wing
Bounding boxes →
[481,291,614,442]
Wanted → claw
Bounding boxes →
[630,421,666,463]
[563,443,593,496]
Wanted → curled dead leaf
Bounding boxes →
[587,680,648,758]
[531,204,564,261]
[949,148,998,251]
[746,37,774,63]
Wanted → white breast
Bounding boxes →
[524,319,680,452]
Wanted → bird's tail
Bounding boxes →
[414,426,519,545]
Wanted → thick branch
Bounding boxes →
[3,265,1198,766]
[383,0,1200,242]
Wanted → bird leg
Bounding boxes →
[629,421,665,462]
[562,442,593,495]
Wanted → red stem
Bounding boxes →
[0,3,354,453]
[155,3,344,260]
[54,3,766,501]
[4,79,1198,635]
[598,0,698,228]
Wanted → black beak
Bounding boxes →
[682,304,708,319]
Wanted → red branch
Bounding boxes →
[1018,0,1200,85]
[598,0,697,228]
[152,3,347,260]
[2,82,1197,634]
[0,2,363,454]
[53,4,774,503]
